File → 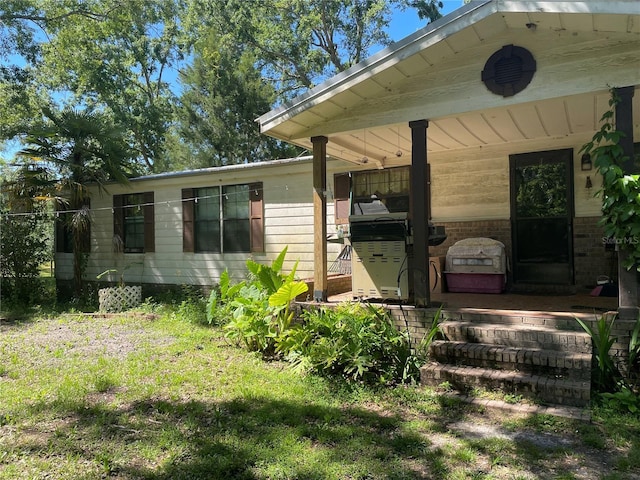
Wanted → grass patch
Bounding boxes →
[0,309,637,479]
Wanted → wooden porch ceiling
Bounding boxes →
[308,91,640,168]
[258,1,640,168]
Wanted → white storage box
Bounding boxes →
[445,238,506,293]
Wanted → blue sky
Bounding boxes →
[388,1,463,41]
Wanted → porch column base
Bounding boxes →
[618,306,640,321]
[313,289,327,303]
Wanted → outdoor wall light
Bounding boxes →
[585,175,593,189]
[581,153,592,171]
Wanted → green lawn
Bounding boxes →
[0,308,638,479]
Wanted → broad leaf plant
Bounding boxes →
[581,89,640,271]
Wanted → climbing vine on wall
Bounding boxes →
[581,89,640,271]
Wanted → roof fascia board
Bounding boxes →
[128,155,315,184]
[495,0,639,15]
[257,0,495,134]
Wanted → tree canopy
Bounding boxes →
[1,0,443,173]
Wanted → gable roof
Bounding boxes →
[258,0,640,167]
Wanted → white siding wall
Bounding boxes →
[58,158,345,286]
[428,132,602,222]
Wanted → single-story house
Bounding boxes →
[56,0,639,315]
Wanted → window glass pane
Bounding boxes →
[196,220,221,253]
[195,187,221,252]
[514,163,567,218]
[124,194,145,252]
[352,167,410,215]
[223,185,249,219]
[223,219,250,252]
[195,187,220,221]
[222,185,250,252]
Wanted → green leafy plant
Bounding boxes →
[280,302,426,385]
[0,165,51,306]
[580,89,640,271]
[577,313,640,411]
[206,270,245,325]
[223,247,308,356]
[601,385,640,414]
[172,296,208,325]
[627,315,640,381]
[269,278,309,335]
[225,284,273,352]
[416,306,444,357]
[245,247,290,295]
[576,314,620,393]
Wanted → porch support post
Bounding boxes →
[614,86,638,320]
[410,120,430,307]
[311,135,329,302]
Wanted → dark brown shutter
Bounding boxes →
[182,188,195,252]
[427,163,432,221]
[113,194,124,252]
[334,173,350,225]
[249,182,264,253]
[55,209,65,253]
[143,191,155,253]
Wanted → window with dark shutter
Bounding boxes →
[183,182,263,254]
[113,192,154,253]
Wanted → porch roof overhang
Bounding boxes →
[258,1,640,167]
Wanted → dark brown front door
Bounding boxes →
[510,148,574,285]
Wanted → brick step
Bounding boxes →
[441,308,586,331]
[420,363,590,407]
[439,321,592,353]
[429,340,592,380]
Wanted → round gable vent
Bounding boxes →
[481,44,536,97]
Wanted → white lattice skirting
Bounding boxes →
[98,286,142,312]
